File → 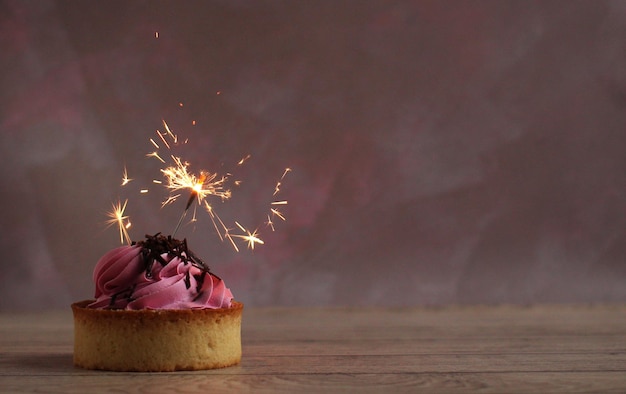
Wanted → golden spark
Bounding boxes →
[161,194,180,207]
[162,120,177,143]
[204,201,227,239]
[106,199,131,245]
[266,214,275,231]
[155,130,172,150]
[237,154,251,166]
[273,167,292,196]
[232,222,264,250]
[273,182,282,196]
[270,200,288,221]
[121,167,132,186]
[146,151,165,163]
[270,208,286,221]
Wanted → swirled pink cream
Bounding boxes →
[88,242,233,310]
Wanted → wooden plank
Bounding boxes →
[1,351,625,375]
[1,372,625,394]
[4,335,626,356]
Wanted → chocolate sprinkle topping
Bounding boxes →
[184,271,191,289]
[106,234,217,308]
[133,233,213,277]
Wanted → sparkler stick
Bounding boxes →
[171,172,207,237]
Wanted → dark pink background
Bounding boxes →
[1,1,624,310]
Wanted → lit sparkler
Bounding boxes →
[147,121,240,242]
[107,119,291,251]
[160,156,231,236]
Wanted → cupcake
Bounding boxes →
[72,233,242,372]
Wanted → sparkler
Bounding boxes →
[158,152,231,236]
[106,119,290,251]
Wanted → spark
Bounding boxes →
[161,194,180,207]
[264,199,288,232]
[162,120,177,144]
[190,206,199,222]
[273,167,292,196]
[146,151,165,163]
[273,182,282,196]
[232,222,264,250]
[156,129,171,150]
[203,201,236,247]
[161,157,231,206]
[270,208,286,221]
[121,167,132,186]
[204,202,225,240]
[238,154,251,166]
[223,227,239,252]
[202,201,250,253]
[105,199,131,245]
[266,214,275,231]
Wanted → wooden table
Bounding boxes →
[1,305,625,393]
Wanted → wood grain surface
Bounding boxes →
[1,305,625,393]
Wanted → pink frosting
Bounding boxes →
[88,245,233,310]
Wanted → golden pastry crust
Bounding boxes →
[72,300,242,372]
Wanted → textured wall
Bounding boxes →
[0,0,624,310]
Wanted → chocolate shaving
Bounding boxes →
[194,270,207,293]
[184,271,191,289]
